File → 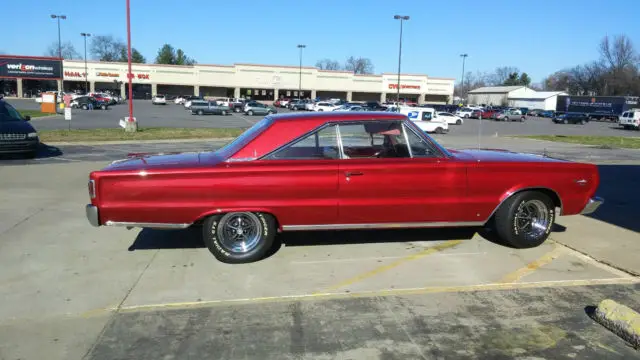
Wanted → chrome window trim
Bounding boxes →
[104,221,191,229]
[336,123,345,159]
[402,121,447,158]
[282,221,484,231]
[401,123,413,158]
[259,122,335,160]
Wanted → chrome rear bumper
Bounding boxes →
[86,204,100,227]
[580,197,604,215]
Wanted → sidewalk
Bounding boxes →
[552,215,640,276]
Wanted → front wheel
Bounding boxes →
[234,107,241,113]
[221,110,227,116]
[203,212,276,263]
[580,119,586,125]
[247,110,254,116]
[492,191,555,248]
[456,119,462,125]
[82,104,88,110]
[435,127,444,134]
[267,110,274,115]
[198,110,204,115]
[101,105,107,110]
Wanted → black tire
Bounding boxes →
[580,119,586,125]
[267,110,273,115]
[520,117,525,122]
[197,110,204,115]
[464,114,469,118]
[82,104,88,110]
[221,110,227,116]
[24,150,38,159]
[247,110,254,116]
[101,105,107,110]
[203,212,276,263]
[504,117,510,121]
[456,119,462,125]
[563,119,568,124]
[493,191,556,249]
[435,127,444,134]
[234,107,241,113]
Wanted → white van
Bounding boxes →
[618,109,640,130]
[399,107,449,134]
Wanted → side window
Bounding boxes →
[404,124,438,157]
[339,121,410,159]
[629,112,635,118]
[264,125,339,160]
[422,112,433,121]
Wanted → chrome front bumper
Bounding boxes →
[580,197,604,215]
[86,204,100,227]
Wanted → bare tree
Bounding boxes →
[344,56,374,74]
[90,35,126,62]
[315,59,341,70]
[599,35,636,71]
[489,66,520,85]
[44,41,80,59]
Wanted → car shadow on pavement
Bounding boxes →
[0,143,62,161]
[128,227,204,251]
[589,164,640,233]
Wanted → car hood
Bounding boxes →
[450,148,568,163]
[102,151,223,171]
[0,120,36,134]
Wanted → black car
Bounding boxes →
[363,101,387,111]
[0,100,39,158]
[72,96,109,110]
[553,112,589,125]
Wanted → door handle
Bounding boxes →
[344,171,364,177]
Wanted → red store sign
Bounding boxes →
[64,71,86,77]
[127,73,150,80]
[388,84,421,90]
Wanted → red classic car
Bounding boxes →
[86,112,603,263]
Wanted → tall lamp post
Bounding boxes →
[125,0,136,131]
[460,53,468,104]
[80,33,91,93]
[297,44,306,100]
[50,14,66,93]
[393,15,409,104]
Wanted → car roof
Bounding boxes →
[267,111,405,123]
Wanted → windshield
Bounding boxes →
[0,102,24,122]
[217,117,274,160]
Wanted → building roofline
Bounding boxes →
[382,72,428,77]
[0,54,62,61]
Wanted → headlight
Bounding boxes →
[27,132,38,139]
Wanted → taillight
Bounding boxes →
[88,179,96,199]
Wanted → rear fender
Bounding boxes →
[195,207,282,230]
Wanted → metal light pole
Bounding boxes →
[297,44,305,100]
[125,0,136,130]
[394,15,409,105]
[51,14,66,93]
[80,33,91,93]
[460,53,468,103]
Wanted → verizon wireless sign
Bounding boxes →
[0,57,62,79]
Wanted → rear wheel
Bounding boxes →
[435,127,444,134]
[504,117,510,121]
[234,107,241,113]
[247,110,254,116]
[101,105,107,110]
[456,119,462,125]
[492,191,555,248]
[563,119,568,124]
[82,104,88,110]
[221,110,227,116]
[203,212,276,263]
[267,110,274,115]
[580,119,586,125]
[198,110,204,115]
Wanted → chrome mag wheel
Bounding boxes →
[217,212,263,254]
[515,199,550,241]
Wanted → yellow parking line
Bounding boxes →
[313,240,464,294]
[498,246,565,284]
[110,277,640,314]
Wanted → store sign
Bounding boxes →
[136,73,150,79]
[96,72,120,78]
[388,84,421,90]
[0,57,62,79]
[64,71,86,78]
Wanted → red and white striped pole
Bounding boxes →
[126,0,135,126]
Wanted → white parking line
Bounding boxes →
[232,113,257,125]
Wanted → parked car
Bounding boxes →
[553,112,589,125]
[191,102,232,116]
[289,100,310,111]
[480,109,498,119]
[85,111,603,263]
[455,107,474,118]
[618,109,640,130]
[527,109,545,117]
[495,110,526,122]
[152,95,167,105]
[313,102,339,112]
[539,110,555,118]
[184,96,204,109]
[0,100,39,158]
[244,102,277,116]
[304,101,316,111]
[70,96,109,110]
[437,112,463,125]
[399,107,449,133]
[174,95,186,105]
[363,101,387,111]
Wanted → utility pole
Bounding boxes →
[460,53,468,104]
[50,14,66,94]
[394,15,409,105]
[297,44,306,101]
[81,33,91,93]
[125,0,137,131]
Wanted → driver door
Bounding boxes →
[337,121,467,225]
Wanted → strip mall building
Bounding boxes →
[1,55,454,104]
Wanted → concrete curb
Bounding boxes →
[31,114,62,120]
[591,299,640,349]
[43,137,236,146]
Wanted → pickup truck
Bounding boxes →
[191,102,232,115]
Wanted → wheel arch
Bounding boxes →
[194,208,282,231]
[485,187,563,224]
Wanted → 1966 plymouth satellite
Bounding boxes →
[86,112,603,263]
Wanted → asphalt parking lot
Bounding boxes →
[8,98,640,137]
[2,99,640,359]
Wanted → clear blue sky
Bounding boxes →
[3,0,639,83]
